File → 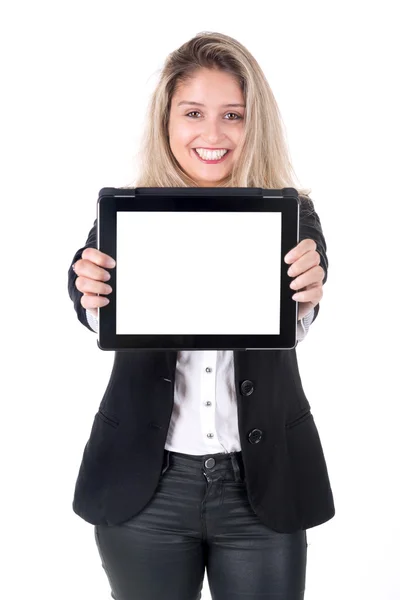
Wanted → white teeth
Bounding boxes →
[195,148,228,160]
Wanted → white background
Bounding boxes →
[2,1,399,599]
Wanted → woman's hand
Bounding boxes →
[284,239,325,321]
[73,248,116,319]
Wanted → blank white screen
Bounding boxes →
[116,211,282,335]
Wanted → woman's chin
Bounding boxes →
[189,169,232,186]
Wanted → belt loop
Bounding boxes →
[230,453,242,482]
[161,450,170,475]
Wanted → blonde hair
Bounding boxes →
[122,31,311,199]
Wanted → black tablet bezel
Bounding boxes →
[96,187,299,351]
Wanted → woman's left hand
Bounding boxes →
[284,239,325,321]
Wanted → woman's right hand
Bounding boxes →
[73,248,116,319]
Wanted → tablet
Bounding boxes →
[96,187,300,351]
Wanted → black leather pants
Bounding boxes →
[94,449,308,599]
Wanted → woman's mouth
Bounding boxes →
[191,148,231,164]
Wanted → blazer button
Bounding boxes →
[240,380,254,396]
[248,428,263,444]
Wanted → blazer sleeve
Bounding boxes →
[298,196,328,325]
[67,218,98,332]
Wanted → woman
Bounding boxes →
[68,31,334,600]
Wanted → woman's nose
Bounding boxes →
[202,120,223,142]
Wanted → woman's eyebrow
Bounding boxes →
[177,101,246,108]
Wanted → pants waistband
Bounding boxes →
[161,449,245,482]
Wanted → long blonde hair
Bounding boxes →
[122,31,311,198]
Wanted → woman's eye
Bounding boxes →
[186,111,241,120]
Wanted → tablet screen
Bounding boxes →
[116,210,282,335]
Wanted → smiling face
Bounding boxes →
[168,68,246,186]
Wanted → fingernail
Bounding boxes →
[107,258,116,268]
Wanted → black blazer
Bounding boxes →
[67,195,335,534]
